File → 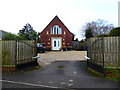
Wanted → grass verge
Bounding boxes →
[104,68,120,82]
[87,67,120,82]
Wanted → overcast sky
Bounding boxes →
[0,0,119,40]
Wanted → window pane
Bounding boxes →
[57,28,59,34]
[58,41,59,47]
[61,28,62,34]
[51,27,53,34]
[54,41,56,47]
[54,27,56,34]
[59,28,62,34]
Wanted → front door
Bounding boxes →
[52,38,61,50]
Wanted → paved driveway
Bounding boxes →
[2,51,119,89]
[37,51,87,67]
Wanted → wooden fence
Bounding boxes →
[72,41,87,50]
[72,41,80,50]
[2,40,37,71]
[87,37,120,73]
[0,40,1,89]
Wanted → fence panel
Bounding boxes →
[103,37,119,68]
[2,40,37,69]
[16,40,37,65]
[87,37,104,74]
[2,41,16,67]
[87,37,120,74]
[72,41,80,50]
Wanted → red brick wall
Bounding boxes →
[40,16,73,50]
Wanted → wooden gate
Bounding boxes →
[2,40,37,72]
[87,37,120,75]
[87,37,104,74]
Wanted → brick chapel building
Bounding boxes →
[39,16,74,51]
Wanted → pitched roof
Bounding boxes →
[40,15,73,35]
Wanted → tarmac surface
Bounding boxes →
[2,61,119,89]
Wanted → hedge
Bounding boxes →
[109,27,120,36]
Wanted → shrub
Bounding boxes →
[96,34,108,37]
[109,27,120,36]
[2,33,19,40]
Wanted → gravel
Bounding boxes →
[37,51,87,67]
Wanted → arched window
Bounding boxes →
[50,25,62,34]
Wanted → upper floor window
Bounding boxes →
[50,25,62,34]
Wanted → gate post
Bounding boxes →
[14,40,17,70]
[118,37,120,69]
[87,39,89,68]
[102,37,105,76]
[0,41,2,90]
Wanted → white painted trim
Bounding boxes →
[32,56,40,59]
[51,37,62,50]
[84,56,90,59]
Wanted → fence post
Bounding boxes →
[87,39,89,67]
[14,41,17,69]
[118,37,120,68]
[0,41,2,90]
[102,37,105,76]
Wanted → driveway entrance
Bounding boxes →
[2,61,119,88]
[2,51,119,89]
[37,51,87,67]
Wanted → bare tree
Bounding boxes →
[82,19,114,39]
